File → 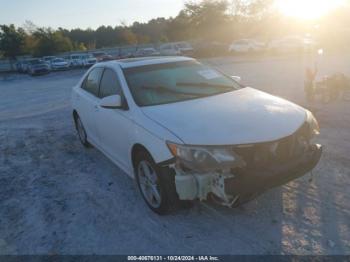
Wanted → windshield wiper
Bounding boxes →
[142,85,208,97]
[176,82,233,89]
[143,85,185,94]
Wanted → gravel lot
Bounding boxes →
[0,54,349,255]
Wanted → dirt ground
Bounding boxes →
[0,54,349,255]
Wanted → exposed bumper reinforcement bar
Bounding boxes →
[174,144,323,206]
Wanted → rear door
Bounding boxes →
[96,67,134,170]
[76,67,104,145]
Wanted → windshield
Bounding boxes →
[123,61,241,107]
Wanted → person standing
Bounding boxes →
[304,65,317,102]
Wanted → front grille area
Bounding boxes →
[233,122,310,170]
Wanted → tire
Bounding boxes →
[134,151,179,215]
[74,114,91,148]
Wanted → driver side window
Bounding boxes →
[82,67,103,96]
[99,68,122,98]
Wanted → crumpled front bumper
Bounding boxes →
[224,144,323,201]
[173,144,323,206]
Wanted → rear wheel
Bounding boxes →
[134,151,179,215]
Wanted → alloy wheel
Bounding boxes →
[137,160,162,208]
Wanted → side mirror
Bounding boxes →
[100,95,122,109]
[231,76,241,83]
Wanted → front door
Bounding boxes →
[96,68,134,171]
[76,67,104,145]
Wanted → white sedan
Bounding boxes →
[268,36,317,53]
[50,58,70,71]
[229,39,265,53]
[71,56,322,214]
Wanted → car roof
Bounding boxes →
[99,56,195,69]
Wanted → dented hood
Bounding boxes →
[141,87,307,145]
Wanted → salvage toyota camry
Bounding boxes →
[71,56,322,214]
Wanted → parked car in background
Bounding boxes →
[159,42,194,56]
[228,39,265,53]
[119,52,133,59]
[69,54,84,68]
[61,55,72,64]
[268,36,317,53]
[93,52,114,62]
[134,48,160,57]
[194,41,228,57]
[80,54,97,67]
[27,59,50,76]
[71,56,322,214]
[93,51,107,61]
[16,60,30,73]
[50,58,70,71]
[100,55,114,62]
[43,56,56,69]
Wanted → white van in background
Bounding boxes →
[68,54,97,68]
[228,39,265,53]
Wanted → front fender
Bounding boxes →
[127,117,182,177]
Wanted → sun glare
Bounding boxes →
[276,0,345,20]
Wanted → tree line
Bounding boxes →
[1,0,349,59]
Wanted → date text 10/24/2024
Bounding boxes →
[127,256,220,261]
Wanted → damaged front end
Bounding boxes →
[166,112,323,207]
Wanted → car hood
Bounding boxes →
[141,87,307,145]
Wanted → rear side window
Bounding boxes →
[82,68,104,96]
[99,69,122,98]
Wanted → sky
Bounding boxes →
[0,0,347,30]
[0,0,185,29]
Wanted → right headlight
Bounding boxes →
[166,142,245,172]
[306,111,320,137]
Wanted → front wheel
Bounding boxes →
[74,114,91,148]
[134,151,179,215]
